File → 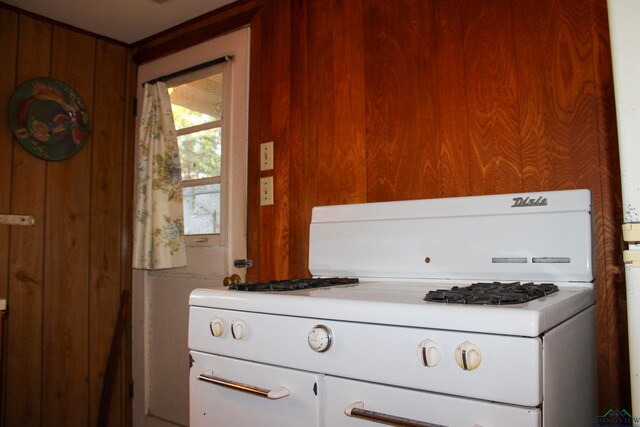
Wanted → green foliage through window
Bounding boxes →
[176,123,221,180]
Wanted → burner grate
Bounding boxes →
[229,277,359,292]
[423,281,559,305]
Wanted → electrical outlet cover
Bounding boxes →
[260,176,274,206]
[260,141,274,171]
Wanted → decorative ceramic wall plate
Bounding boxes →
[8,78,90,161]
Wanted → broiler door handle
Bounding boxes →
[196,371,290,400]
[345,401,448,427]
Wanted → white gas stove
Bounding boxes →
[188,189,597,427]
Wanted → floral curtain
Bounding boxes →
[132,81,187,269]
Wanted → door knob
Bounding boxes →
[223,274,242,286]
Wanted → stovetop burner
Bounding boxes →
[228,277,359,292]
[423,281,559,305]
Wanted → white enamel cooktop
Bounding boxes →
[190,279,594,337]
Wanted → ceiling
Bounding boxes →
[2,0,236,44]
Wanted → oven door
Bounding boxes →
[190,351,322,427]
[325,376,540,427]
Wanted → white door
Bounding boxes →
[132,27,250,427]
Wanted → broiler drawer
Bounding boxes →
[325,376,540,427]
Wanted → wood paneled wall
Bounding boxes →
[0,6,134,427]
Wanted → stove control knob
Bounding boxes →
[308,325,333,352]
[455,341,482,371]
[231,320,246,340]
[417,339,441,367]
[209,318,224,337]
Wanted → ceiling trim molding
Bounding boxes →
[132,0,260,64]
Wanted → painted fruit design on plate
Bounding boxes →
[9,78,90,160]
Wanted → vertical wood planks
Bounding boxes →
[120,47,137,427]
[0,8,17,300]
[463,0,522,195]
[308,0,335,206]
[6,15,50,427]
[364,0,440,202]
[1,6,133,427]
[590,0,628,409]
[89,40,128,426]
[513,0,554,189]
[434,0,470,197]
[25,24,129,426]
[246,11,263,282]
[0,8,18,424]
[258,0,292,281]
[362,0,395,202]
[269,0,291,280]
[289,0,316,278]
[515,0,599,191]
[44,27,95,427]
[314,0,367,206]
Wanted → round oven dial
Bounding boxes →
[231,320,246,340]
[417,339,441,367]
[308,325,333,352]
[455,341,482,371]
[209,318,224,337]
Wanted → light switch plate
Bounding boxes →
[260,141,274,171]
[260,176,274,206]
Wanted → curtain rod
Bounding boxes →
[143,55,233,86]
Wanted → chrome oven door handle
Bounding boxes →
[345,401,448,427]
[196,371,290,400]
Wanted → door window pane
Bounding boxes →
[168,67,225,239]
[169,73,223,128]
[177,127,221,180]
[183,184,220,235]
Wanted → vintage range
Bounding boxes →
[188,189,597,426]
